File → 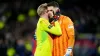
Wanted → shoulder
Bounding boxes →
[61,15,72,21]
[61,15,73,24]
[39,18,50,25]
[39,18,46,23]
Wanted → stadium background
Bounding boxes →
[0,0,100,56]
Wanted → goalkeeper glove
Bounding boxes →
[64,47,72,56]
[49,9,60,22]
[53,9,60,22]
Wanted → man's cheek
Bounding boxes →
[49,12,53,18]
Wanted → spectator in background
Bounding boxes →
[24,33,33,56]
[0,33,7,56]
[32,30,37,56]
[16,38,25,56]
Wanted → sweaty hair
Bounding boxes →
[37,3,47,16]
[47,1,59,8]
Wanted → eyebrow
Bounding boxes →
[48,10,53,11]
[47,10,53,12]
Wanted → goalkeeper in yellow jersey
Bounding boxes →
[34,3,62,56]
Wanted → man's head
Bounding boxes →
[37,3,48,16]
[47,1,60,17]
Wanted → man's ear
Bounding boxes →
[55,8,60,13]
[56,9,60,12]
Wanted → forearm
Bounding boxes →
[68,35,75,48]
[54,21,62,35]
[64,35,74,56]
[42,20,62,36]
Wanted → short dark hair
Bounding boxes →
[47,1,59,8]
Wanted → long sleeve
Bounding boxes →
[64,16,75,48]
[41,20,62,36]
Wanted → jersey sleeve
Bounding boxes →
[41,20,62,36]
[64,16,75,48]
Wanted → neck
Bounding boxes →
[40,14,48,20]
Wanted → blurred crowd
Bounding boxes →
[0,0,100,56]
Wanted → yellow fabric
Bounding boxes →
[34,17,62,56]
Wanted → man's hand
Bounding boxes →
[64,47,72,56]
[53,15,60,21]
[53,9,60,21]
[49,9,60,22]
[50,15,60,26]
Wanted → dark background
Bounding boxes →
[0,0,100,56]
